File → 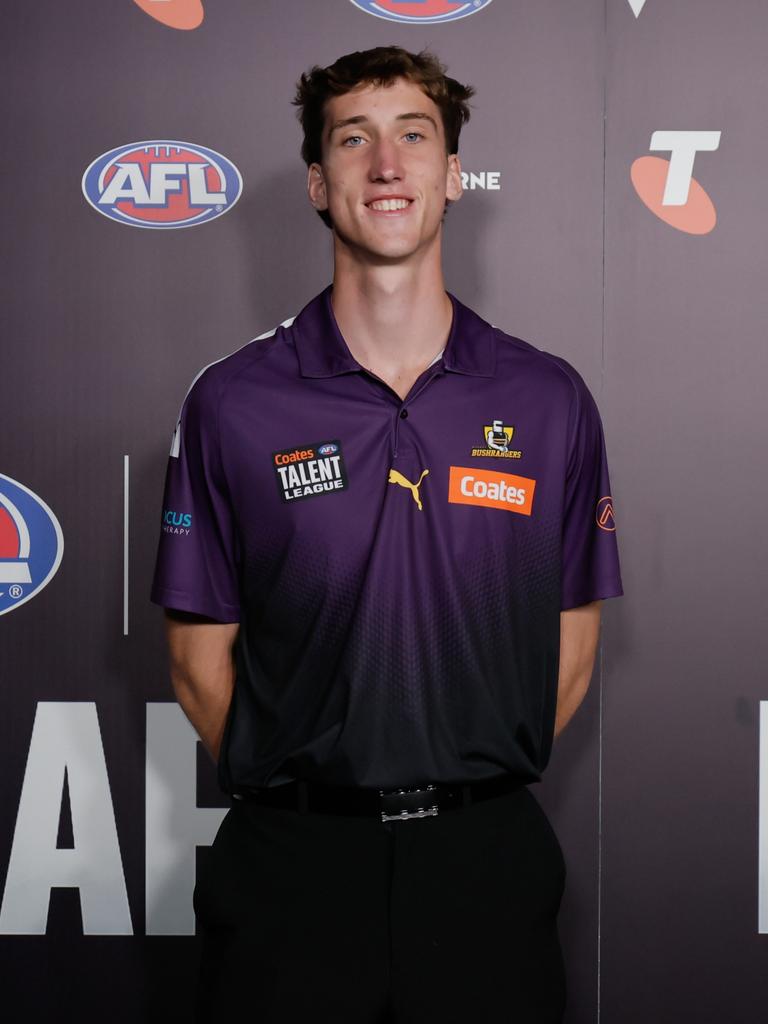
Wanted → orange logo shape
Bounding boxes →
[631,156,716,235]
[596,496,616,532]
[133,0,204,30]
[448,467,535,516]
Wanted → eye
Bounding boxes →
[342,135,365,147]
[403,131,425,143]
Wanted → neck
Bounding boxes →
[329,235,453,385]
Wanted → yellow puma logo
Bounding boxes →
[388,468,429,511]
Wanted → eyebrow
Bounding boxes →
[328,112,439,139]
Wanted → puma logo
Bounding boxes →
[388,468,429,511]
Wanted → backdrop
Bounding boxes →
[2,1,767,1021]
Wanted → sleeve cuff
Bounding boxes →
[561,579,624,611]
[150,585,241,624]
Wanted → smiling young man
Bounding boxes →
[152,46,623,1024]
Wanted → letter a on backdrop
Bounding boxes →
[0,703,132,935]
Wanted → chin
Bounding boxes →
[334,224,420,261]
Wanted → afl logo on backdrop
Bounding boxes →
[82,141,243,229]
[349,0,493,24]
[0,475,63,617]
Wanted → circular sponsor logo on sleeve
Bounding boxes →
[596,496,616,532]
[0,475,63,616]
[349,0,493,24]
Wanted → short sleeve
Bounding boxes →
[560,370,624,611]
[150,370,241,622]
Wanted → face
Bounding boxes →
[307,77,463,262]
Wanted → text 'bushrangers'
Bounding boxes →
[272,441,348,503]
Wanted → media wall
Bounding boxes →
[2,2,767,1021]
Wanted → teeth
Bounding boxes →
[368,198,410,211]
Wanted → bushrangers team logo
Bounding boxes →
[0,475,63,616]
[82,141,242,229]
[471,419,522,459]
[349,0,493,24]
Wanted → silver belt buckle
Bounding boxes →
[379,784,439,823]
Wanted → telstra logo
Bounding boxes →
[349,0,493,24]
[631,131,721,235]
[133,0,204,30]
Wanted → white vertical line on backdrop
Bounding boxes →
[598,0,608,1018]
[124,455,129,636]
[759,702,768,932]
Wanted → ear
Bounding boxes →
[445,153,463,203]
[307,163,328,211]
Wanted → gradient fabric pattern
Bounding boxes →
[151,287,623,791]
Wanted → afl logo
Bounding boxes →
[82,140,243,229]
[318,443,338,455]
[0,475,63,617]
[349,0,493,23]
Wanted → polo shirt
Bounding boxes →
[151,285,623,792]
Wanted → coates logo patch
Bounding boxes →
[471,419,522,459]
[0,475,63,617]
[133,0,204,30]
[273,442,348,503]
[448,467,535,516]
[596,496,616,532]
[349,0,493,24]
[82,141,242,230]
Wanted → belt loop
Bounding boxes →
[461,784,471,808]
[297,780,309,815]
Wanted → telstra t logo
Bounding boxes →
[631,131,721,235]
[133,0,204,30]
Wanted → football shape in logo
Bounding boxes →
[349,0,493,23]
[82,141,243,230]
[0,475,63,617]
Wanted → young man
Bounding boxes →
[152,46,622,1024]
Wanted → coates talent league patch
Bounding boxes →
[272,441,348,503]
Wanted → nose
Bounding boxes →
[368,138,403,183]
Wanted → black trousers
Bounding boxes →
[193,785,566,1023]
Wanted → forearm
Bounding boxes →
[164,612,239,761]
[170,663,234,761]
[554,666,591,737]
[554,602,601,737]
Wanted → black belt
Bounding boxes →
[234,774,523,823]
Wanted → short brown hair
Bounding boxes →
[293,46,474,228]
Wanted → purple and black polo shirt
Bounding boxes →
[151,286,623,793]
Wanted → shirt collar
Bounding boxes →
[292,285,496,380]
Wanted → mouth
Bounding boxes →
[364,197,414,214]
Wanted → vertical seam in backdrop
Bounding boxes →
[598,0,609,1021]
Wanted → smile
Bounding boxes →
[365,198,413,213]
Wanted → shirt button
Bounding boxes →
[399,409,408,419]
